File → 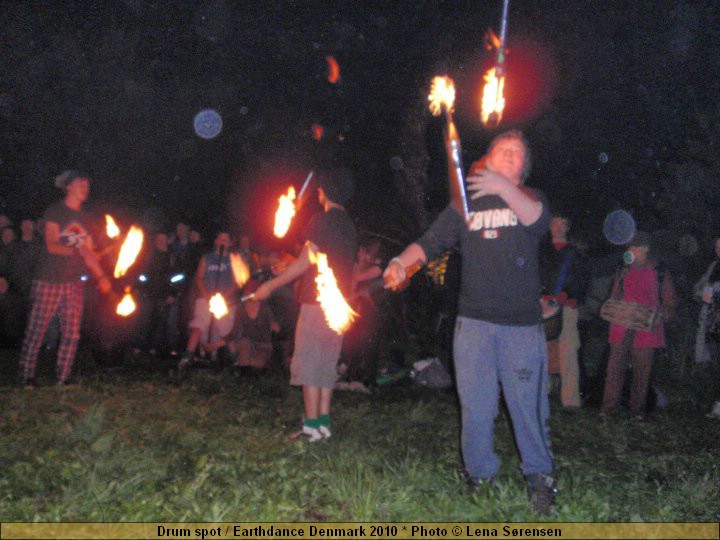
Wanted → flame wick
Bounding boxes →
[105,214,120,239]
[309,250,357,335]
[209,292,229,320]
[273,186,297,238]
[116,287,136,317]
[428,76,456,117]
[229,252,250,289]
[114,225,144,278]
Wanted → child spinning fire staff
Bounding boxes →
[253,169,357,442]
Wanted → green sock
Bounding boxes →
[304,417,320,429]
[318,414,330,428]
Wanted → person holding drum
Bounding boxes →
[599,231,676,420]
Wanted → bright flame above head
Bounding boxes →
[116,288,136,317]
[481,67,506,127]
[229,252,250,289]
[274,186,297,238]
[428,76,456,116]
[105,215,120,239]
[114,225,144,278]
[309,249,357,335]
[209,292,229,320]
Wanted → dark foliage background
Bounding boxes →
[1,1,719,252]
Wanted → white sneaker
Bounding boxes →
[318,425,332,439]
[287,425,323,442]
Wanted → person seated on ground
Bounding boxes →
[177,231,238,375]
[337,237,385,393]
[265,249,299,367]
[224,279,281,376]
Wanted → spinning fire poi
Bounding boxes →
[481,0,510,127]
[100,217,145,317]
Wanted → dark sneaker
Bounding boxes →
[526,473,557,516]
[458,468,496,495]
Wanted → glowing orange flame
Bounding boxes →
[326,55,340,83]
[229,251,250,289]
[209,292,229,320]
[116,287,136,317]
[481,67,506,127]
[428,76,456,116]
[311,123,324,141]
[309,249,357,335]
[273,186,296,238]
[484,28,501,51]
[113,225,144,278]
[105,214,120,239]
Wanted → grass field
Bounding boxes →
[1,346,718,523]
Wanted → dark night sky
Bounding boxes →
[1,0,717,249]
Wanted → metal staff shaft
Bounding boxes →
[443,107,470,222]
[297,170,314,201]
[497,0,510,63]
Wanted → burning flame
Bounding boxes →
[273,186,297,238]
[209,292,229,320]
[114,225,144,278]
[481,67,506,127]
[309,250,357,335]
[428,76,456,116]
[326,55,340,83]
[116,287,136,317]
[105,214,120,239]
[311,123,324,141]
[229,252,250,289]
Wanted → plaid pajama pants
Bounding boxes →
[20,280,85,384]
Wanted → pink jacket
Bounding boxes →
[608,261,676,348]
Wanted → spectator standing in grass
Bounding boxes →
[11,219,42,309]
[18,171,111,387]
[253,169,357,442]
[539,211,589,408]
[383,130,557,515]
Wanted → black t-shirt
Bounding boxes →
[35,201,89,283]
[297,208,357,305]
[417,187,551,325]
